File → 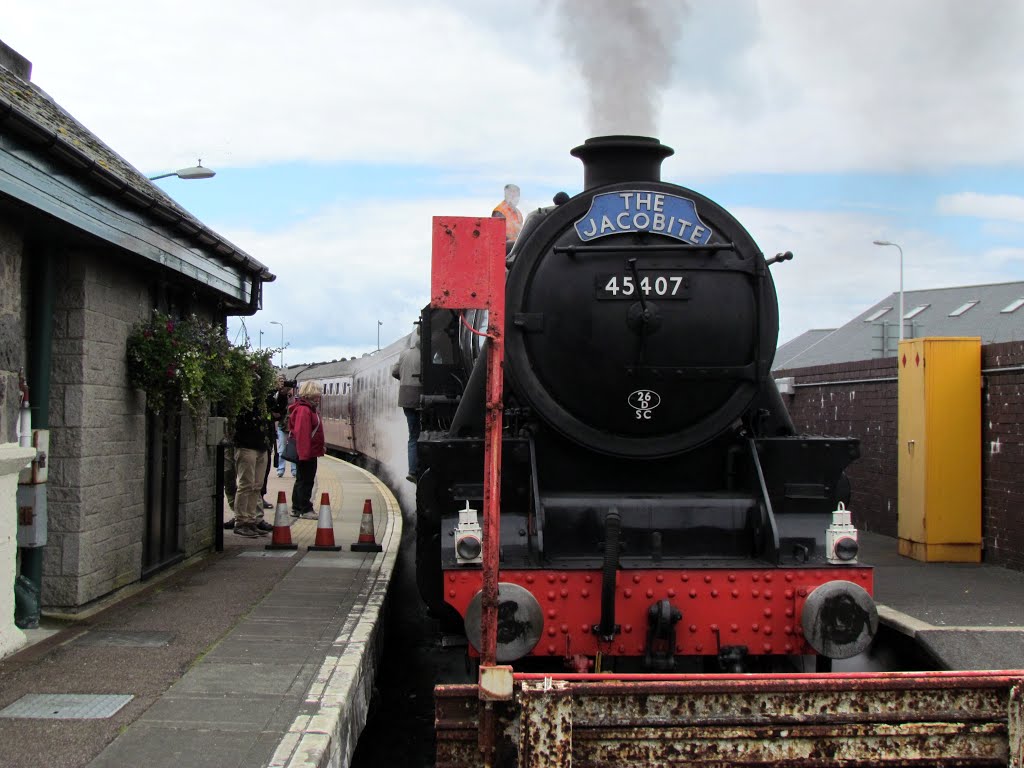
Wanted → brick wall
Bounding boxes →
[777,342,1024,571]
[981,341,1024,571]
[776,358,899,537]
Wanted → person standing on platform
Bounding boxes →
[259,392,277,511]
[271,376,296,478]
[232,399,274,537]
[392,328,422,483]
[289,380,324,520]
[222,426,237,529]
[492,183,523,244]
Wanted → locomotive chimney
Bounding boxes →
[571,135,674,191]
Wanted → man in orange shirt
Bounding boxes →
[492,183,523,243]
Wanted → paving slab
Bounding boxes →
[138,693,282,732]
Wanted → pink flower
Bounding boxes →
[166,365,175,379]
[143,330,152,339]
[166,321,175,333]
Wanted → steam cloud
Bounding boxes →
[555,0,688,137]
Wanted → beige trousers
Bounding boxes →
[234,447,268,527]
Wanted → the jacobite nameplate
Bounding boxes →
[575,191,715,245]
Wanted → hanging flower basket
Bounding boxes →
[126,310,277,420]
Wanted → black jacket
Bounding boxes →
[233,404,272,450]
[268,389,290,430]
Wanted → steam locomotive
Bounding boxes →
[417,135,877,672]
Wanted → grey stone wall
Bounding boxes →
[0,219,26,443]
[48,250,145,606]
[43,248,218,608]
[181,411,216,555]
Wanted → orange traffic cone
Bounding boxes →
[308,492,342,552]
[265,490,298,551]
[351,498,382,552]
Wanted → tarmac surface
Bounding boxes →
[0,456,401,768]
[862,530,1024,670]
[2,468,1024,767]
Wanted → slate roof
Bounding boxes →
[774,281,1024,371]
[774,329,836,370]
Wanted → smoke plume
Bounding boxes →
[555,0,688,137]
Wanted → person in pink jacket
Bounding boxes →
[288,380,325,519]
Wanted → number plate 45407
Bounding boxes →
[595,271,691,300]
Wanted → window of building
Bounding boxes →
[1001,297,1024,314]
[904,304,929,319]
[864,307,892,322]
[949,300,979,317]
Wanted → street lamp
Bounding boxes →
[148,161,216,181]
[269,321,284,368]
[377,320,383,352]
[873,240,904,341]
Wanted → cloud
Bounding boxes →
[6,0,583,177]
[736,207,1022,344]
[8,0,1024,180]
[224,194,488,364]
[660,1,1024,175]
[937,192,1024,223]
[9,0,1024,361]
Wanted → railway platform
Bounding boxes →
[1,480,1023,766]
[859,530,1024,670]
[0,456,402,768]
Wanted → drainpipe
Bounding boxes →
[15,246,55,628]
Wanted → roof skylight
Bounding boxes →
[949,300,979,317]
[864,307,892,322]
[1001,298,1024,314]
[904,304,930,319]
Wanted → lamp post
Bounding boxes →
[259,330,263,349]
[269,321,284,368]
[148,161,216,181]
[873,239,904,341]
[377,320,382,352]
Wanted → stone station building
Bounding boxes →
[0,41,273,655]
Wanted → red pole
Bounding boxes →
[430,217,507,767]
[480,297,504,668]
[430,216,506,669]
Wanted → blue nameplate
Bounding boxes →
[574,191,714,245]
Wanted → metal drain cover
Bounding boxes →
[0,693,133,719]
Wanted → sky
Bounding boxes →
[7,0,1024,365]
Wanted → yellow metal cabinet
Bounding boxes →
[897,337,981,562]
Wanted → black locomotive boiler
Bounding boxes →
[416,135,877,672]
